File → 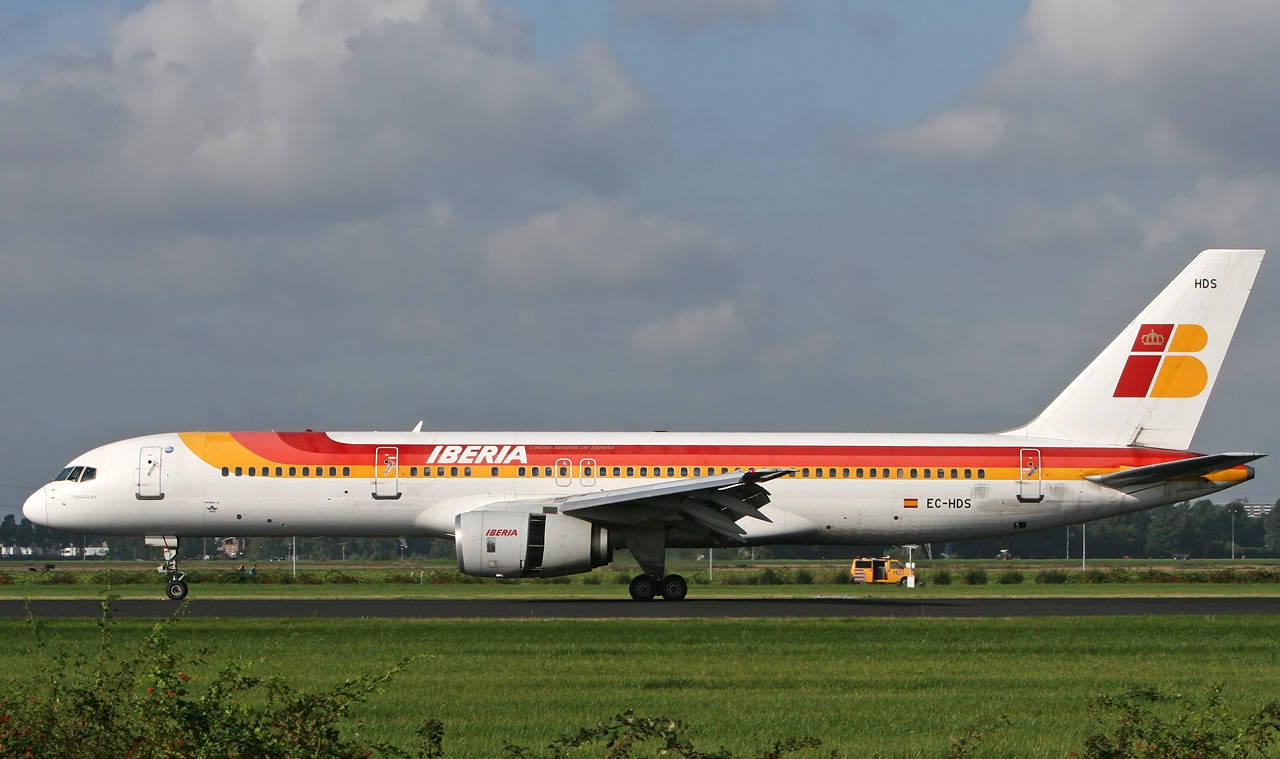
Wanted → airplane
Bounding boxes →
[22,249,1265,602]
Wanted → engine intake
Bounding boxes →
[455,511,611,578]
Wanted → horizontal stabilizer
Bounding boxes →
[1085,452,1264,490]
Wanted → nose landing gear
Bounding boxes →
[149,537,188,601]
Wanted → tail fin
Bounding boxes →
[1004,249,1264,449]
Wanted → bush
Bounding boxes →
[758,567,783,585]
[795,569,814,585]
[1036,569,1069,584]
[0,604,440,758]
[1083,684,1280,759]
[581,572,601,585]
[930,569,952,586]
[1079,569,1109,584]
[0,572,14,585]
[996,570,1024,585]
[962,568,988,585]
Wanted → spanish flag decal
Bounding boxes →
[903,498,919,509]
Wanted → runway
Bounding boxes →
[2,596,1279,619]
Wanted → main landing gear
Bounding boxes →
[628,573,687,601]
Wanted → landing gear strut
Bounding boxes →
[157,545,188,601]
[628,573,687,601]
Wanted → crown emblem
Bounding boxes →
[1140,329,1165,347]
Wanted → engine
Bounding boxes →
[455,511,612,578]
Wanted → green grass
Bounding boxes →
[2,615,1277,758]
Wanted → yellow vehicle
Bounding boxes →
[849,557,917,586]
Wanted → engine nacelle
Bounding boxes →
[455,511,612,578]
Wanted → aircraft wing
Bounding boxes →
[1084,452,1264,493]
[473,469,793,543]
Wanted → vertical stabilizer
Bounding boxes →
[1004,249,1264,449]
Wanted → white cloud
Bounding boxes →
[630,300,741,355]
[875,106,1008,160]
[0,0,653,230]
[480,195,727,290]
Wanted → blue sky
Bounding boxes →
[2,0,1279,514]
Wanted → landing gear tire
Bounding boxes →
[629,574,658,601]
[166,579,189,601]
[659,574,688,601]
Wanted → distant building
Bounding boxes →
[1237,501,1275,519]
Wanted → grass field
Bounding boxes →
[2,614,1277,757]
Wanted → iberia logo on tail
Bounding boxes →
[1113,323,1209,398]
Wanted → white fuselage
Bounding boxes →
[23,429,1247,547]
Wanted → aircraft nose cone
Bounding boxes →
[22,487,45,525]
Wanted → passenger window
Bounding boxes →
[329,466,337,477]
[235,467,243,477]
[937,469,944,479]
[868,468,876,478]
[815,468,822,478]
[289,467,297,477]
[856,468,863,478]
[680,467,688,477]
[627,467,635,476]
[964,468,972,479]
[666,467,675,477]
[882,468,889,478]
[343,466,350,477]
[640,467,647,477]
[583,466,593,477]
[410,466,418,477]
[693,467,701,477]
[559,466,568,477]
[910,468,918,478]
[923,468,930,479]
[978,469,986,479]
[518,466,526,477]
[842,468,850,478]
[543,466,552,477]
[613,466,621,477]
[314,468,322,477]
[437,467,445,477]
[464,467,472,477]
[802,468,810,478]
[896,468,904,479]
[450,466,458,477]
[275,467,283,477]
[951,469,958,479]
[221,467,230,477]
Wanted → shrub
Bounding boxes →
[0,572,14,585]
[1083,684,1280,759]
[758,567,783,585]
[0,604,440,758]
[1036,569,1069,584]
[1079,569,1109,584]
[996,570,1024,585]
[962,568,988,585]
[795,569,814,585]
[581,573,601,585]
[930,569,952,586]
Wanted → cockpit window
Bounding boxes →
[53,466,96,483]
